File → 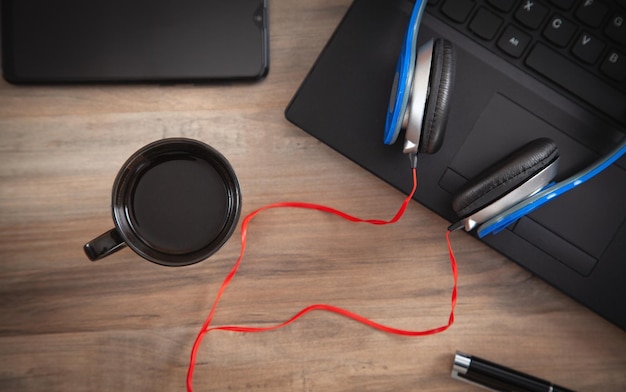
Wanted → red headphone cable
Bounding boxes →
[186,167,459,391]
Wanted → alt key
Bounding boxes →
[497,25,532,58]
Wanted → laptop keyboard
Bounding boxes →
[427,0,626,125]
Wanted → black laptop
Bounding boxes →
[285,0,626,330]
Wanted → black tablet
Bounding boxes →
[1,0,269,83]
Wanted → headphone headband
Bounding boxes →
[383,0,427,146]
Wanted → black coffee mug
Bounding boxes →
[84,138,241,266]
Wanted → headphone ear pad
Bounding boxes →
[419,38,456,154]
[451,138,559,218]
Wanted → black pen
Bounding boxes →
[451,352,576,392]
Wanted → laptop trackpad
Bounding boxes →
[447,94,626,275]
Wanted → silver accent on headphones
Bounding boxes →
[402,39,434,155]
[461,158,560,231]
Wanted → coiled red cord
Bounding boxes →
[186,168,458,391]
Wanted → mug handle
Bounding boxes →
[84,229,127,261]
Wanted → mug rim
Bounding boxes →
[111,138,241,266]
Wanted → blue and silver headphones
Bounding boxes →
[384,0,454,158]
[384,0,626,238]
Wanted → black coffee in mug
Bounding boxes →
[84,138,241,266]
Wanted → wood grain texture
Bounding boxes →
[1,1,625,391]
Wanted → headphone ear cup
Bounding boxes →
[419,38,456,154]
[451,138,559,219]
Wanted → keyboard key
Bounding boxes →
[441,0,475,23]
[543,15,577,47]
[526,43,626,124]
[515,0,549,29]
[575,0,609,27]
[549,0,576,10]
[572,32,606,64]
[498,25,532,57]
[470,8,503,40]
[601,50,626,81]
[487,0,515,12]
[605,14,626,44]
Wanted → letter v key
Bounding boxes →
[573,33,605,63]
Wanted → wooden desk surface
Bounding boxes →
[1,1,625,391]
